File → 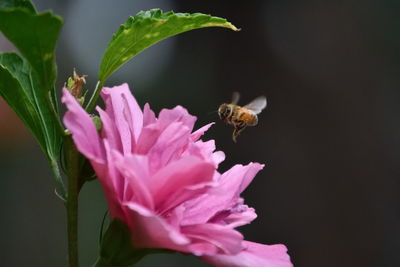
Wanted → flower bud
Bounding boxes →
[66,69,87,105]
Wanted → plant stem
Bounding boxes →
[85,81,103,113]
[66,136,80,267]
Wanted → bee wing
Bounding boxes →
[243,96,267,114]
[231,92,240,105]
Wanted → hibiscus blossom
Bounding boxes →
[62,83,292,267]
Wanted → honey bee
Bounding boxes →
[218,92,267,142]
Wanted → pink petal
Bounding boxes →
[182,139,225,167]
[201,241,293,267]
[96,139,125,220]
[212,151,226,166]
[147,122,192,173]
[182,223,244,255]
[136,121,190,161]
[181,163,263,226]
[209,203,257,228]
[158,105,196,131]
[182,141,213,163]
[191,123,214,141]
[219,163,264,195]
[135,123,161,155]
[188,242,218,256]
[96,107,122,153]
[62,88,105,164]
[150,156,215,212]
[143,103,156,127]
[113,152,154,210]
[122,202,190,251]
[101,84,143,154]
[63,91,122,218]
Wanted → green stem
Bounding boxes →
[85,81,103,113]
[66,136,80,267]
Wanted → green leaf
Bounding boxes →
[95,219,146,267]
[0,0,36,13]
[0,7,65,199]
[0,60,43,144]
[0,53,65,199]
[99,9,239,83]
[0,8,62,94]
[94,219,170,267]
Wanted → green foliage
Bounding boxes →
[95,219,169,267]
[95,219,146,267]
[0,54,45,149]
[0,59,40,140]
[99,9,239,83]
[0,3,65,199]
[0,53,61,159]
[0,53,65,198]
[0,0,36,13]
[0,8,63,95]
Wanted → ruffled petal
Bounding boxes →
[181,163,263,225]
[201,241,293,267]
[209,202,257,228]
[182,223,244,256]
[147,122,192,173]
[122,202,190,251]
[212,151,226,166]
[97,139,125,220]
[191,123,214,141]
[96,107,122,154]
[135,123,161,155]
[114,152,154,210]
[62,88,105,164]
[150,156,215,213]
[219,163,264,195]
[101,84,143,154]
[158,105,196,131]
[143,103,156,127]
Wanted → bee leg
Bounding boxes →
[232,124,247,143]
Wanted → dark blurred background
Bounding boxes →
[0,0,395,266]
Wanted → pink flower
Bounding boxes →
[62,84,292,267]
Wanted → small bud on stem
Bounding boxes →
[66,69,87,105]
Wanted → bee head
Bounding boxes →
[218,104,233,121]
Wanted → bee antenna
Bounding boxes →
[207,110,218,115]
